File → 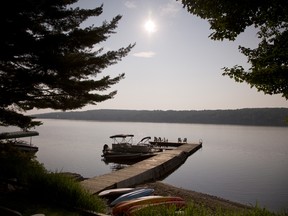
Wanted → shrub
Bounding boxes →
[0,142,46,183]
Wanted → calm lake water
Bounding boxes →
[2,119,288,212]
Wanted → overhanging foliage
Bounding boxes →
[180,0,288,99]
[0,0,134,129]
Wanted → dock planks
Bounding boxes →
[81,143,202,195]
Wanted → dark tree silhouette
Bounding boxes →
[0,0,134,129]
[180,0,288,99]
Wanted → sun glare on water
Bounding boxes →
[144,19,157,34]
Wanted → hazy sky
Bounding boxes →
[33,0,288,114]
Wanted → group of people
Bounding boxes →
[153,137,188,143]
[178,138,187,143]
[153,137,168,143]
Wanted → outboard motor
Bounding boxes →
[102,144,110,154]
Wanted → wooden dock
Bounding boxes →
[81,143,202,195]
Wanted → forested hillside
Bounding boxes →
[33,108,288,126]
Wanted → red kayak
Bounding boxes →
[125,200,186,216]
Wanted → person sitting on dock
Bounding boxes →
[178,138,182,143]
[183,138,187,143]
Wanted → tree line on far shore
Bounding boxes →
[33,108,288,127]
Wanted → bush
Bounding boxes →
[0,142,46,183]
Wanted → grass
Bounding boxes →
[27,172,106,213]
[130,201,288,216]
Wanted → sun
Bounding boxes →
[144,19,157,34]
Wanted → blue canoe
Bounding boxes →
[110,188,154,206]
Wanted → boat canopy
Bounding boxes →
[110,134,134,139]
[0,131,39,140]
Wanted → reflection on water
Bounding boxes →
[106,163,130,171]
[1,119,287,212]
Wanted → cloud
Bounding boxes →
[160,1,181,17]
[125,1,136,9]
[132,51,156,58]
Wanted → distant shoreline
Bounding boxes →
[33,108,288,127]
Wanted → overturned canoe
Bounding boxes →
[110,188,154,206]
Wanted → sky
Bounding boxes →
[33,0,287,114]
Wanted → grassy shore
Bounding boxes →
[0,144,106,215]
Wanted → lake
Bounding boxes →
[2,119,288,212]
